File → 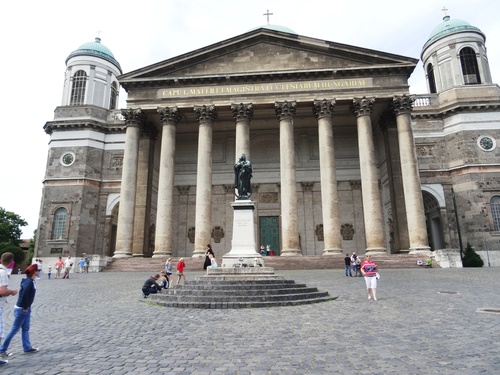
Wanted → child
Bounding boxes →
[47,266,52,279]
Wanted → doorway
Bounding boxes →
[259,216,280,255]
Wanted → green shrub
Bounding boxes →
[462,242,484,267]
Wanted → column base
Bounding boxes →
[409,247,431,255]
[152,251,171,258]
[322,248,343,255]
[365,247,386,255]
[113,252,133,258]
[191,251,205,258]
[280,249,302,256]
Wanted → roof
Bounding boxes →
[423,15,484,50]
[66,37,122,72]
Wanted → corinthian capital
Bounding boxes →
[157,106,182,126]
[194,105,218,124]
[350,97,375,117]
[312,99,336,119]
[231,103,254,123]
[392,94,415,116]
[121,108,146,127]
[275,100,297,121]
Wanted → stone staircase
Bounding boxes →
[145,268,338,309]
[106,253,433,272]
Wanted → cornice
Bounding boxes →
[412,103,500,119]
[44,120,126,135]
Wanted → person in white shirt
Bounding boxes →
[0,252,19,366]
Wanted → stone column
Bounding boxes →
[393,95,430,253]
[132,124,156,257]
[231,103,253,160]
[351,97,386,254]
[153,107,182,258]
[275,101,301,256]
[193,105,217,257]
[313,99,342,255]
[114,109,145,258]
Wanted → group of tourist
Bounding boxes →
[141,257,188,298]
[0,253,40,367]
[344,252,362,277]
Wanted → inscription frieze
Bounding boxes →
[159,79,373,99]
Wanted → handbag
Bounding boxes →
[376,272,380,279]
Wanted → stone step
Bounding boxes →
[147,295,337,309]
[151,290,329,303]
[162,286,318,296]
[107,253,433,272]
[142,267,338,309]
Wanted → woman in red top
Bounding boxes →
[176,258,186,285]
[361,255,378,301]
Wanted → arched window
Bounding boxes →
[52,208,68,240]
[460,47,481,85]
[427,63,437,93]
[109,81,118,110]
[70,70,87,105]
[491,196,500,231]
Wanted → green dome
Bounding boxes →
[423,16,484,50]
[66,37,121,72]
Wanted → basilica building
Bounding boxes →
[35,14,500,268]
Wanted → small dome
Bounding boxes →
[66,37,121,72]
[423,15,484,50]
[249,24,297,34]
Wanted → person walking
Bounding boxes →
[361,255,378,300]
[54,256,64,279]
[84,258,90,273]
[0,253,19,366]
[165,258,173,288]
[62,256,73,279]
[344,254,352,277]
[176,258,186,285]
[78,258,85,273]
[0,264,40,358]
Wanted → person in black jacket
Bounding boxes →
[0,263,40,357]
[141,274,162,298]
[203,244,214,270]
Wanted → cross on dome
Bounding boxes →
[263,9,273,24]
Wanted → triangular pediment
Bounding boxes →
[119,28,417,88]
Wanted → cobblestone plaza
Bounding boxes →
[1,268,499,374]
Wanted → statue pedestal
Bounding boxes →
[222,199,264,268]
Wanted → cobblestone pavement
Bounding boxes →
[1,267,499,374]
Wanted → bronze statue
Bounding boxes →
[234,154,252,199]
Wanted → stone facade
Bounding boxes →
[35,17,500,268]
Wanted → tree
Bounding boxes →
[0,207,28,248]
[462,242,484,267]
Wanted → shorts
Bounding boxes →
[176,271,184,276]
[166,272,172,276]
[364,275,377,289]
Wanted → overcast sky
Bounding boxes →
[1,0,499,237]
